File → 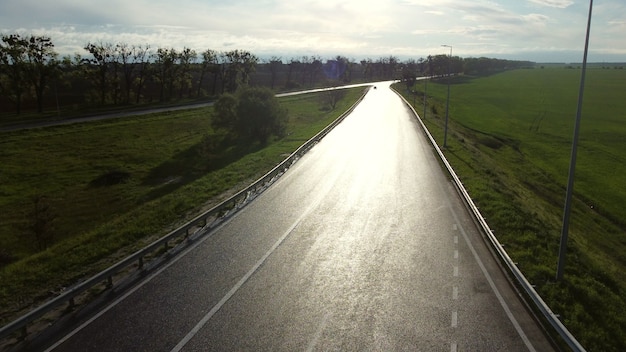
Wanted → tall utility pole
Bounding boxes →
[556,0,594,281]
[442,45,452,148]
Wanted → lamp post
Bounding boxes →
[556,0,594,281]
[423,71,428,119]
[442,45,452,148]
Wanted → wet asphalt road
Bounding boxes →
[46,82,554,351]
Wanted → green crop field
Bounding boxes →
[0,87,366,327]
[399,68,626,351]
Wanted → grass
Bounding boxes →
[0,87,366,326]
[397,68,626,352]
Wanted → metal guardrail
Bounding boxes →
[393,88,586,352]
[0,87,370,344]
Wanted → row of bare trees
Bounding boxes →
[69,43,259,107]
[0,35,261,114]
[1,33,534,115]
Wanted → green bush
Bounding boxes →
[212,87,288,144]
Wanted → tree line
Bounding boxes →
[0,33,535,115]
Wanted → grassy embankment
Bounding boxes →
[397,68,625,352]
[0,87,366,325]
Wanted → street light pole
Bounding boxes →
[423,72,427,119]
[442,45,452,148]
[556,0,594,281]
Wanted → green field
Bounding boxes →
[0,88,365,326]
[399,68,626,351]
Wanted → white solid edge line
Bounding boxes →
[170,132,338,351]
[49,146,325,351]
[170,212,307,352]
[449,209,537,352]
[44,218,235,352]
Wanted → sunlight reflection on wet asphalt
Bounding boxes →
[51,83,554,352]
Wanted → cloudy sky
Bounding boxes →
[1,0,624,63]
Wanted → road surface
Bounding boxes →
[45,82,554,351]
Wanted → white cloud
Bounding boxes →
[527,0,574,8]
[0,0,624,62]
[522,13,550,23]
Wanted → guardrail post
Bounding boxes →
[68,297,75,309]
[20,326,27,341]
[138,256,144,269]
[106,275,113,289]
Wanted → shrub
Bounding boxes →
[212,93,238,136]
[212,87,288,144]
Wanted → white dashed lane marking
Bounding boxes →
[451,223,460,351]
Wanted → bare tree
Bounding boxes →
[385,55,399,79]
[324,88,346,110]
[117,43,135,104]
[0,34,29,114]
[402,58,418,90]
[197,48,217,97]
[223,49,258,93]
[268,56,282,90]
[286,57,300,88]
[300,56,311,85]
[345,57,356,82]
[153,47,178,101]
[84,41,116,105]
[308,56,323,86]
[177,47,197,98]
[360,59,373,81]
[24,35,58,113]
[216,51,229,94]
[132,45,150,104]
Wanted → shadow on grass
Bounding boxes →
[89,170,132,187]
[140,136,263,202]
